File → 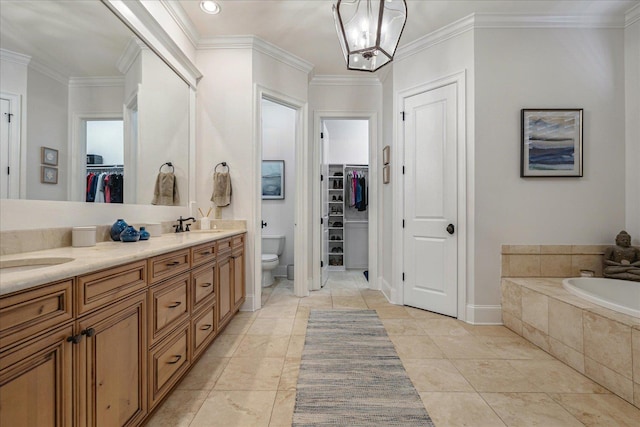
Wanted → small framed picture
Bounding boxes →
[382,145,390,165]
[41,147,59,166]
[383,165,390,184]
[262,160,285,199]
[521,109,583,177]
[41,166,58,184]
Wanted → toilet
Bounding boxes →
[261,235,285,287]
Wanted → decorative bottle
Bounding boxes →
[139,227,150,241]
[110,219,128,241]
[119,225,140,242]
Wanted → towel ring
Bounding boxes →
[215,162,230,173]
[159,162,174,173]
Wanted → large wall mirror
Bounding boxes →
[0,0,189,206]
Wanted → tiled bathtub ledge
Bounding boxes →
[501,277,640,409]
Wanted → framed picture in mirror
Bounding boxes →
[41,147,58,166]
[41,166,58,184]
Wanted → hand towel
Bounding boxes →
[211,171,232,206]
[152,172,180,206]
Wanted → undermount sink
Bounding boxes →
[0,257,75,273]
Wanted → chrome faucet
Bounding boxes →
[174,216,195,233]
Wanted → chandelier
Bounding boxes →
[333,0,408,72]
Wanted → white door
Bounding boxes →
[0,95,19,199]
[320,127,329,287]
[403,83,458,317]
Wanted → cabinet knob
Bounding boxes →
[200,282,212,288]
[200,324,212,331]
[66,335,82,344]
[81,328,96,337]
[167,301,182,308]
[166,261,180,267]
[200,251,211,256]
[167,355,182,365]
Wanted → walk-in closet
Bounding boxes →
[321,119,369,276]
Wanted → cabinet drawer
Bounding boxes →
[232,234,244,250]
[148,249,190,284]
[191,263,215,311]
[77,261,146,315]
[149,323,189,408]
[0,280,74,349]
[149,273,189,346]
[191,242,216,267]
[217,238,232,255]
[192,305,216,359]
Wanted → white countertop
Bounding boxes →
[0,229,246,296]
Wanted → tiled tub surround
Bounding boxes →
[0,220,246,256]
[502,245,608,278]
[501,278,640,409]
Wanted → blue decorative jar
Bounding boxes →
[110,219,128,241]
[139,227,150,241]
[119,226,140,242]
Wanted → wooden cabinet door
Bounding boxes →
[76,292,147,427]
[217,254,232,329]
[232,249,245,310]
[0,324,73,427]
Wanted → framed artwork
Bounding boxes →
[521,109,583,177]
[41,147,59,166]
[262,160,285,199]
[382,145,390,165]
[41,166,58,184]
[383,165,390,184]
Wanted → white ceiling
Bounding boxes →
[177,0,638,75]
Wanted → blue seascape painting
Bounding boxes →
[523,111,582,176]
[262,160,284,199]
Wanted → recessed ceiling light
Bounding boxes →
[200,1,221,15]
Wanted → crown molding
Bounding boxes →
[0,49,31,66]
[68,76,125,88]
[626,3,640,27]
[29,60,68,86]
[309,75,381,86]
[116,38,146,74]
[473,12,625,29]
[102,0,202,87]
[159,0,200,49]
[199,35,314,74]
[395,14,474,63]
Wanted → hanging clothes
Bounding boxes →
[346,169,368,212]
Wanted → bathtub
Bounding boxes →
[562,277,640,318]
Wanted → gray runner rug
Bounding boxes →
[293,310,435,426]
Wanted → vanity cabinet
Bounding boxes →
[0,232,245,427]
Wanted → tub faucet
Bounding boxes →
[174,216,196,233]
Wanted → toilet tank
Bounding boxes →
[262,235,285,255]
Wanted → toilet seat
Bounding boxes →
[262,254,278,262]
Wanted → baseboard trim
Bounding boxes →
[465,304,503,325]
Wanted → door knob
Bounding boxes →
[261,221,267,229]
[446,224,455,235]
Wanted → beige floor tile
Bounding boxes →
[214,357,285,391]
[381,319,429,336]
[234,335,290,358]
[176,354,230,390]
[509,359,609,393]
[144,389,209,427]
[286,335,306,358]
[430,335,499,359]
[419,392,507,427]
[480,336,555,359]
[481,392,584,426]
[269,390,296,427]
[221,315,256,335]
[189,391,277,427]
[257,303,300,318]
[362,294,391,308]
[405,306,448,320]
[549,393,640,427]
[403,359,474,392]
[419,318,472,336]
[247,317,295,336]
[297,295,333,308]
[461,324,519,337]
[390,335,445,359]
[374,306,413,319]
[205,333,244,358]
[330,287,363,296]
[278,357,300,391]
[452,360,541,392]
[331,296,368,309]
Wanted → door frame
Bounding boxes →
[0,92,22,199]
[393,71,467,320]
[254,85,308,307]
[312,111,379,291]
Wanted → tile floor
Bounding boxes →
[146,271,640,426]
